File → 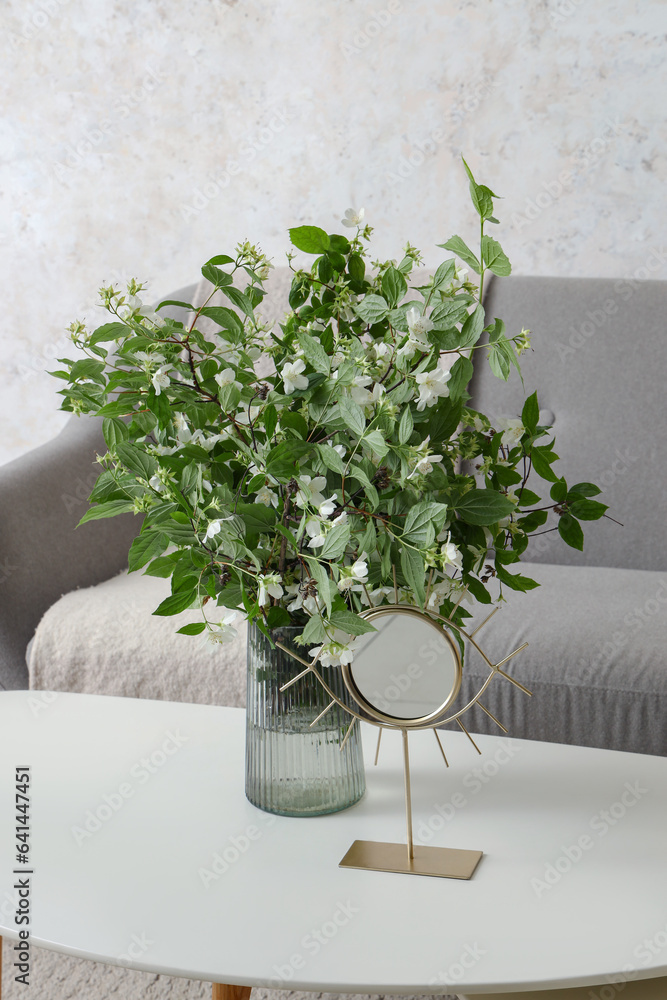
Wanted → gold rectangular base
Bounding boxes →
[339,840,483,879]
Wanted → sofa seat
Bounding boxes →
[453,562,667,756]
[29,563,667,756]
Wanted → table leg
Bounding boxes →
[212,985,251,1000]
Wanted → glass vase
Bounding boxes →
[245,622,366,816]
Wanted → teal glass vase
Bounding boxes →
[245,622,366,816]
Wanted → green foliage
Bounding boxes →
[53,170,605,662]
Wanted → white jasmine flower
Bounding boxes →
[235,405,260,425]
[310,632,362,667]
[337,554,369,592]
[452,266,468,289]
[415,367,451,411]
[406,306,434,339]
[257,573,283,606]
[204,520,222,541]
[341,207,365,228]
[333,444,346,458]
[281,358,309,394]
[151,365,171,395]
[134,351,166,366]
[359,585,394,607]
[256,484,279,507]
[305,518,326,549]
[206,610,239,646]
[215,368,241,390]
[332,510,348,527]
[295,475,327,509]
[286,582,319,615]
[374,341,390,359]
[319,495,338,519]
[440,532,463,571]
[148,474,166,493]
[499,418,525,447]
[349,374,373,405]
[257,260,274,281]
[409,452,444,478]
[331,351,346,369]
[138,306,166,328]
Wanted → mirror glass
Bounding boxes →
[346,612,460,723]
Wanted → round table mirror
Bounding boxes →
[341,607,462,727]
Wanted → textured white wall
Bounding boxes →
[2,0,666,465]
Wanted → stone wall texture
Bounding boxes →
[2,0,666,465]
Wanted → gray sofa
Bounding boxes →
[2,274,665,756]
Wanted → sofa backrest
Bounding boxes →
[471,275,667,572]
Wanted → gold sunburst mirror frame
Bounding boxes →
[275,585,530,880]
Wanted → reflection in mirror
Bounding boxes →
[347,612,460,723]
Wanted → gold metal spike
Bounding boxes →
[469,606,499,639]
[456,718,482,754]
[433,728,449,767]
[309,700,336,728]
[477,701,509,734]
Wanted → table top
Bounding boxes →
[1,690,666,995]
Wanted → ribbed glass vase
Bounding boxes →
[245,622,366,816]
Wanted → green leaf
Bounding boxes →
[459,304,486,349]
[78,499,136,525]
[568,482,602,498]
[280,410,309,439]
[204,254,235,266]
[152,590,198,616]
[289,226,331,255]
[143,553,179,578]
[265,440,314,477]
[348,253,365,283]
[175,621,207,635]
[338,396,366,437]
[455,489,516,526]
[221,285,253,317]
[235,502,277,534]
[568,499,608,521]
[199,306,244,336]
[146,388,172,427]
[69,358,106,383]
[550,479,568,503]
[297,331,331,374]
[319,522,351,561]
[517,510,548,532]
[355,294,390,325]
[102,417,129,449]
[304,557,333,616]
[469,183,494,220]
[522,391,539,433]
[558,513,584,550]
[495,565,540,592]
[300,614,327,647]
[438,235,481,274]
[318,444,346,474]
[363,429,388,458]
[95,396,141,418]
[329,611,377,636]
[89,322,130,346]
[447,356,474,401]
[328,234,351,254]
[264,404,278,440]
[398,406,414,445]
[348,465,379,508]
[116,442,157,482]
[403,501,448,545]
[128,531,169,572]
[531,445,560,483]
[400,546,426,606]
[481,236,512,277]
[201,264,233,288]
[430,259,456,291]
[381,266,408,308]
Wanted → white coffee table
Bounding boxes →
[0,691,666,1000]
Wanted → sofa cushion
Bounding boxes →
[28,570,247,707]
[448,562,667,756]
[472,275,667,573]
